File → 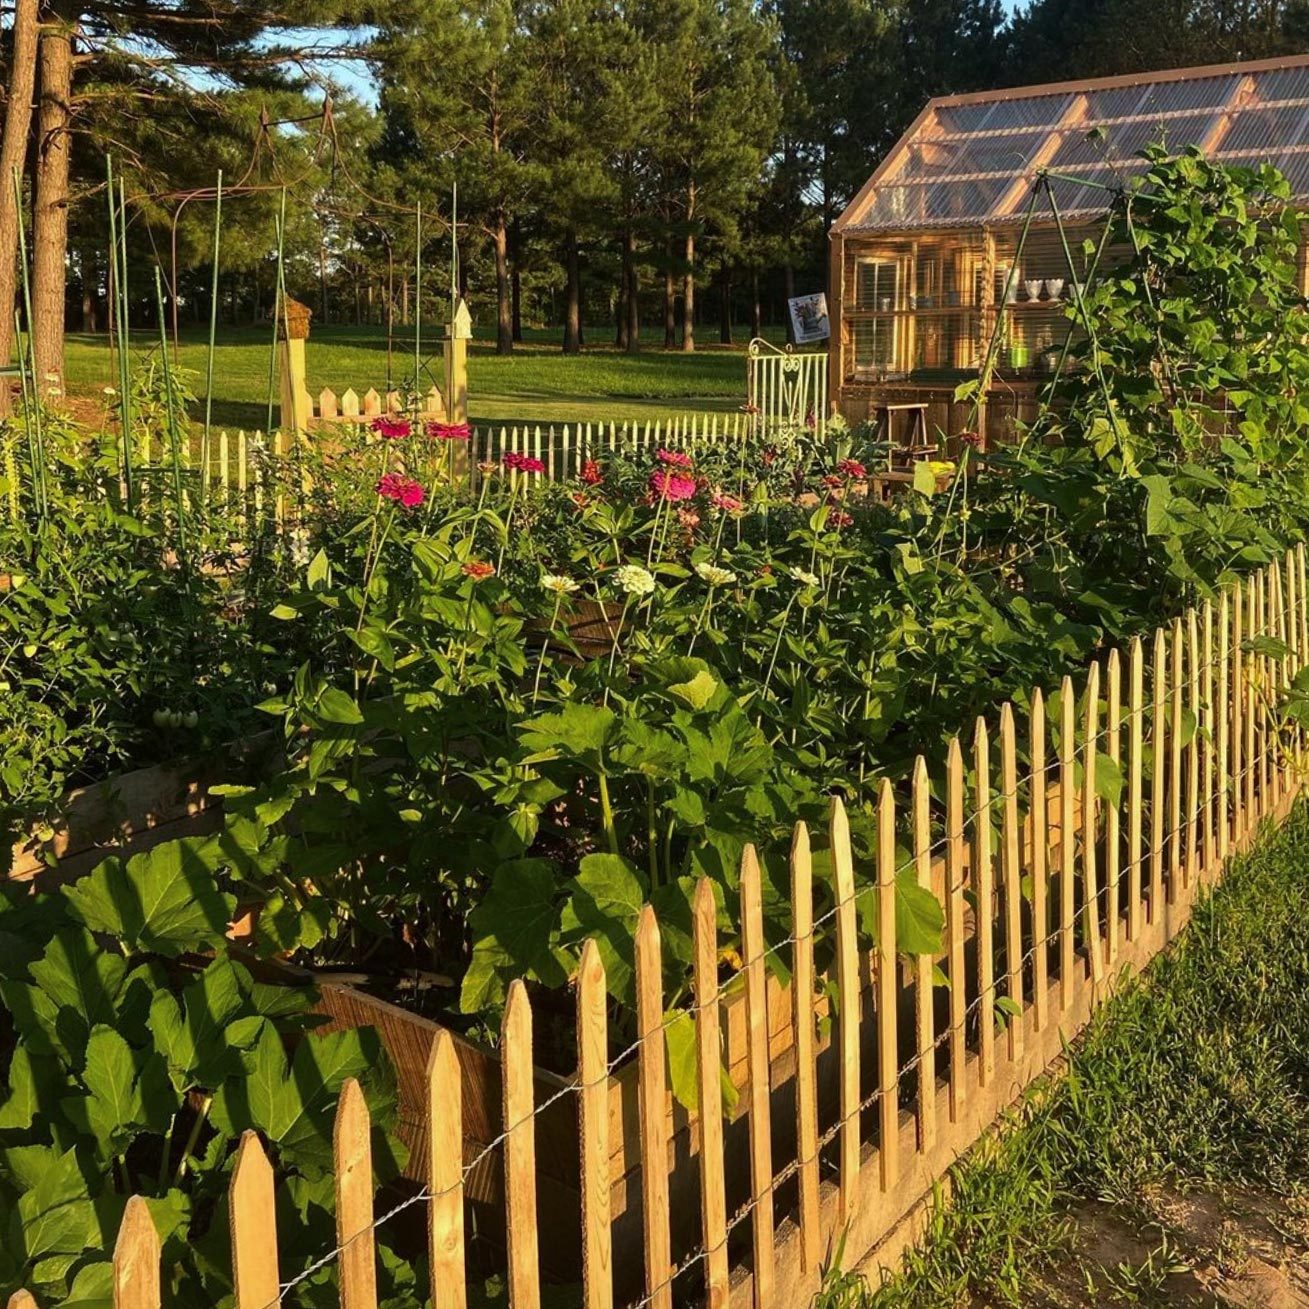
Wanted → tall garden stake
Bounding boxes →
[155,267,188,561]
[11,166,46,521]
[202,169,223,500]
[106,157,135,507]
[115,175,134,477]
[265,187,287,435]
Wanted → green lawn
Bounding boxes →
[64,322,789,430]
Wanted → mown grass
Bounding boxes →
[63,322,788,429]
[833,802,1309,1307]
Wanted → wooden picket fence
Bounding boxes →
[43,548,1309,1309]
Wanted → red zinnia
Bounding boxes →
[371,417,412,440]
[838,458,867,479]
[828,509,853,529]
[427,421,471,441]
[505,452,546,475]
[656,448,693,468]
[462,560,495,580]
[376,472,425,508]
[579,459,603,485]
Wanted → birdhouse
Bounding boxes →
[452,299,473,340]
[277,297,313,341]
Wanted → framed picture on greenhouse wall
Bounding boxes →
[788,292,830,345]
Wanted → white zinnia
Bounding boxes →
[615,564,656,596]
[789,566,820,587]
[541,573,580,595]
[695,561,737,587]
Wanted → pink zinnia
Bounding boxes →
[579,459,603,485]
[505,453,546,474]
[427,421,471,441]
[838,459,867,479]
[656,448,693,468]
[710,490,743,513]
[649,469,696,502]
[371,417,411,440]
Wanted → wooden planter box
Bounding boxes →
[7,734,285,888]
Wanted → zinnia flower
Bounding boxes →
[649,469,696,502]
[376,472,426,508]
[678,508,701,530]
[579,459,603,485]
[710,490,743,513]
[790,566,820,587]
[959,430,983,449]
[695,561,737,587]
[614,564,656,596]
[656,448,693,468]
[477,460,497,475]
[828,509,853,529]
[427,421,471,441]
[462,560,495,580]
[838,459,867,479]
[571,491,590,509]
[371,416,412,440]
[823,474,844,489]
[541,573,580,595]
[505,453,546,474]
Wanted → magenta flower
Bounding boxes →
[427,421,471,441]
[371,417,412,440]
[649,469,697,502]
[580,459,603,485]
[838,458,867,479]
[656,448,693,468]
[504,452,546,474]
[377,472,426,508]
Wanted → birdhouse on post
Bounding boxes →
[277,296,313,433]
[443,298,472,425]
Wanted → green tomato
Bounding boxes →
[21,644,36,658]
[152,709,168,728]
[182,710,198,729]
[8,573,24,589]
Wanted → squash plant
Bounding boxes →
[0,838,408,1309]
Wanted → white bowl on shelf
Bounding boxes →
[1023,279,1044,302]
[1044,278,1065,301]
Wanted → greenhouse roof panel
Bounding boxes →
[836,54,1309,232]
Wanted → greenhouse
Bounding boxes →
[829,53,1309,444]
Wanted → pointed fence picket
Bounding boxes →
[30,550,1309,1309]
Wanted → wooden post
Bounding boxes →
[1029,691,1049,1028]
[444,300,471,425]
[998,706,1024,1061]
[113,1196,160,1309]
[502,981,541,1309]
[635,908,672,1309]
[576,941,612,1309]
[1246,578,1257,830]
[230,1132,280,1309]
[1082,662,1104,985]
[1232,586,1244,845]
[1202,602,1214,877]
[946,738,967,1122]
[973,719,995,1085]
[1059,678,1077,1006]
[334,1079,377,1309]
[789,825,821,1275]
[276,298,312,433]
[831,795,861,1222]
[1105,652,1122,963]
[692,881,730,1309]
[740,846,775,1306]
[1169,619,1184,903]
[876,779,900,1190]
[912,758,937,1148]
[1185,610,1200,892]
[1217,593,1230,861]
[428,1032,467,1309]
[1127,639,1144,941]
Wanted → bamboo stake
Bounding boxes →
[1202,601,1215,876]
[1059,678,1076,1006]
[1232,584,1244,845]
[1127,638,1144,940]
[202,169,223,493]
[1105,651,1122,962]
[1169,619,1184,902]
[1185,610,1200,892]
[1082,662,1104,984]
[1217,593,1230,862]
[1029,691,1049,1027]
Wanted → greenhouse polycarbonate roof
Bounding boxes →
[834,54,1309,232]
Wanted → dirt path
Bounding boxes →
[1002,1185,1309,1308]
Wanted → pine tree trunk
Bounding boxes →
[32,0,76,399]
[494,208,512,354]
[625,226,639,354]
[682,229,695,353]
[0,0,39,413]
[80,245,95,330]
[510,217,523,343]
[719,268,732,345]
[615,280,627,350]
[563,228,581,354]
[663,236,676,348]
